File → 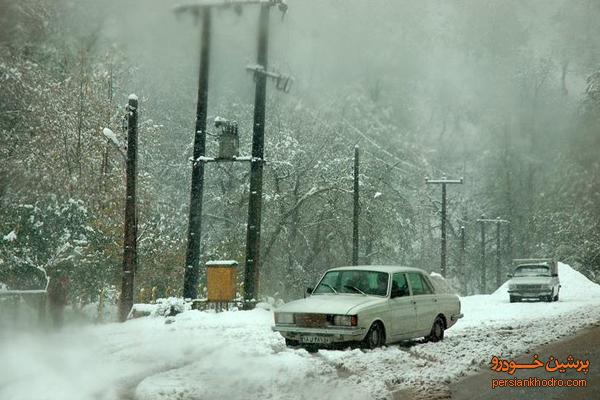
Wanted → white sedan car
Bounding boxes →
[272,266,463,349]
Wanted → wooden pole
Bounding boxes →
[459,225,466,294]
[352,145,360,266]
[118,94,138,322]
[425,177,463,277]
[496,218,502,289]
[480,216,486,294]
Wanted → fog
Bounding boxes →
[1,0,600,310]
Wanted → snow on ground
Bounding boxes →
[2,263,600,400]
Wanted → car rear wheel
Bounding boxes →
[554,292,559,302]
[285,338,299,347]
[509,296,519,303]
[427,317,445,342]
[361,322,384,349]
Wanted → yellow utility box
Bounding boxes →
[206,260,238,302]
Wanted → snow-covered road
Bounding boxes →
[2,263,600,400]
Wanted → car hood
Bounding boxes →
[510,276,553,285]
[276,294,386,315]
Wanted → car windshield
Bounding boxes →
[514,265,551,277]
[313,270,389,296]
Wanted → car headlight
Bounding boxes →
[332,315,358,326]
[274,312,294,324]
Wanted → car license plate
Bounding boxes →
[300,335,332,344]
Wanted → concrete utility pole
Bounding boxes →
[182,8,212,300]
[477,216,510,292]
[119,94,139,322]
[425,177,464,277]
[176,0,287,304]
[352,146,360,266]
[244,3,271,307]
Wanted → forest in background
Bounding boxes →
[1,0,599,306]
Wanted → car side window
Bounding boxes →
[421,275,435,294]
[407,272,433,295]
[391,273,410,297]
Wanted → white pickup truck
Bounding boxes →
[507,259,560,303]
[272,265,463,349]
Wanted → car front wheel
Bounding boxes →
[361,322,384,349]
[427,317,445,342]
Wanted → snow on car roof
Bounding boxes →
[327,265,426,274]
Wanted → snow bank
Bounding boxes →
[151,297,190,317]
[2,263,600,400]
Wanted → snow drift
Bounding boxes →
[1,263,600,400]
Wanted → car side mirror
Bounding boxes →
[552,273,558,277]
[507,273,513,278]
[306,287,313,295]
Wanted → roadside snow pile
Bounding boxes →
[2,263,600,400]
[151,297,190,317]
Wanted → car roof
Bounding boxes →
[327,265,427,274]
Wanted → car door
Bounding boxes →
[406,272,438,335]
[388,272,418,339]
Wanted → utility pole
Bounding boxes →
[175,0,288,305]
[118,94,139,322]
[506,222,513,262]
[182,8,212,300]
[477,216,509,292]
[479,216,486,293]
[425,177,463,277]
[459,225,466,294]
[352,145,360,266]
[243,4,270,307]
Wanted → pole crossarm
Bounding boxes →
[174,0,287,13]
[425,177,464,185]
[476,218,510,224]
[190,156,263,165]
[246,65,293,92]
